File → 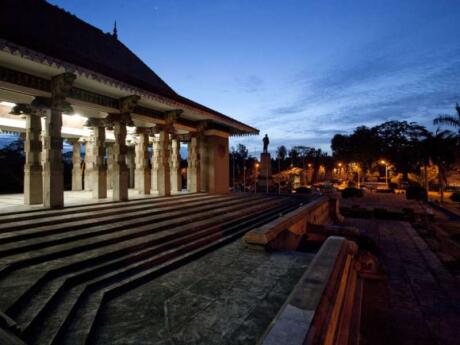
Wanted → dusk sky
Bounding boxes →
[49,0,460,155]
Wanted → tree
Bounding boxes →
[433,103,460,136]
[0,137,24,193]
[423,130,457,203]
[276,145,287,172]
[375,121,429,182]
[288,147,299,167]
[331,126,380,173]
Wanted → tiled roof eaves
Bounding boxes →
[0,39,259,136]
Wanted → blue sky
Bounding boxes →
[49,0,460,155]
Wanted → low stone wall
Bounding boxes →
[244,196,342,250]
[257,236,362,345]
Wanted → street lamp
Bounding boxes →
[243,157,247,192]
[254,162,260,193]
[380,160,388,186]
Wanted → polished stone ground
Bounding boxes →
[94,240,315,345]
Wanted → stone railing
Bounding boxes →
[244,196,343,250]
[258,236,362,345]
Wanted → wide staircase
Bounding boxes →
[0,193,307,345]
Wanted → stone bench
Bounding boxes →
[258,236,361,345]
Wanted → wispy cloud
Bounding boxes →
[237,39,460,154]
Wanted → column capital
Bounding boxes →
[119,95,140,114]
[10,102,49,117]
[154,123,175,134]
[85,117,106,128]
[176,133,192,142]
[135,126,152,135]
[50,72,76,112]
[105,113,134,128]
[164,109,183,126]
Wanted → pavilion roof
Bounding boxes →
[0,0,258,136]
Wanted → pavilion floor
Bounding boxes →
[0,189,188,213]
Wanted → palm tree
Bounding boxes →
[424,129,457,203]
[433,103,460,136]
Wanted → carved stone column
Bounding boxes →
[11,104,43,205]
[39,73,76,208]
[86,119,107,199]
[68,139,83,191]
[135,128,151,194]
[126,145,135,189]
[83,139,92,191]
[152,126,171,196]
[170,137,181,193]
[112,120,129,201]
[199,135,209,193]
[24,114,43,204]
[106,95,139,201]
[106,143,114,189]
[187,136,201,193]
[151,135,159,193]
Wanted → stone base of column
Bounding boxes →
[187,167,200,193]
[170,169,182,193]
[92,167,107,199]
[113,166,129,201]
[72,169,83,191]
[151,169,158,194]
[24,165,43,205]
[155,166,171,196]
[84,171,93,191]
[135,168,151,195]
[43,163,64,208]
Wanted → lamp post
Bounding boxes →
[243,158,247,192]
[266,159,269,193]
[232,153,235,192]
[278,156,281,194]
[380,160,388,186]
[255,162,259,193]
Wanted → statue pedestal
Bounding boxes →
[257,152,273,190]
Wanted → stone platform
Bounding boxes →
[0,189,187,213]
[0,193,316,345]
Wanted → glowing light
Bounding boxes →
[255,163,260,168]
[73,113,87,121]
[0,101,16,107]
[380,160,386,165]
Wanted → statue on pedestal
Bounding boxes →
[263,134,269,153]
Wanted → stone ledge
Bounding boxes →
[244,196,331,246]
[258,236,359,345]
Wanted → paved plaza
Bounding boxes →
[95,240,314,345]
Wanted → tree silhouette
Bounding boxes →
[433,103,460,135]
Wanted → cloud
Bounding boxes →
[234,39,460,155]
[235,75,264,93]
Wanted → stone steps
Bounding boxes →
[0,194,249,254]
[0,194,306,345]
[0,194,224,234]
[0,196,270,310]
[0,193,204,224]
[0,194,233,241]
[5,198,286,328]
[51,203,299,345]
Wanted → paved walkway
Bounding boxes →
[94,240,315,345]
[347,218,460,345]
